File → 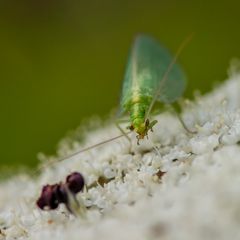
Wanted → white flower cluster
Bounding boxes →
[1,66,240,239]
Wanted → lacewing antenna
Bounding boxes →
[35,131,131,174]
[58,132,129,161]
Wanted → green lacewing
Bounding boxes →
[38,34,190,169]
[120,34,188,142]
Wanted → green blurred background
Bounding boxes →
[0,0,239,168]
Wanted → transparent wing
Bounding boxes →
[120,35,187,113]
[136,35,187,103]
[143,34,192,119]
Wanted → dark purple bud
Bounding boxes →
[37,172,84,214]
[66,172,84,194]
[36,184,59,210]
[57,184,68,204]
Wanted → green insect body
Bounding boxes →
[120,35,187,140]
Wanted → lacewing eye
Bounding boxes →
[66,172,84,194]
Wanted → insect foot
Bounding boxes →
[36,172,85,216]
